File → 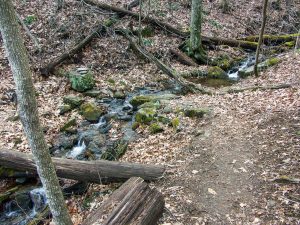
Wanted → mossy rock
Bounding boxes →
[211,55,234,71]
[101,140,128,161]
[171,117,180,129]
[149,123,164,134]
[183,108,209,118]
[130,95,154,107]
[207,66,229,80]
[80,102,103,122]
[59,105,72,115]
[69,70,95,92]
[135,108,156,124]
[63,95,84,108]
[139,101,160,110]
[239,57,281,78]
[60,117,76,132]
[113,91,126,99]
[265,57,281,66]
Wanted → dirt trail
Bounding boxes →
[184,114,258,224]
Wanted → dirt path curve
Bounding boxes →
[184,114,258,224]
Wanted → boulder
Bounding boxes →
[69,70,95,92]
[135,108,156,124]
[207,66,229,80]
[60,117,76,132]
[80,102,103,122]
[59,105,72,115]
[63,95,84,108]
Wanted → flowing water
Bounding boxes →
[0,187,47,225]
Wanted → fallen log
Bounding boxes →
[83,0,259,50]
[239,33,300,45]
[0,149,165,183]
[222,84,292,94]
[170,48,198,66]
[82,177,164,225]
[40,25,107,76]
[117,29,211,94]
[202,36,258,50]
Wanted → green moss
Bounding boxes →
[135,108,156,124]
[266,57,281,66]
[80,102,103,122]
[149,123,164,134]
[157,116,171,125]
[130,95,154,107]
[207,66,228,79]
[63,95,84,108]
[59,105,72,115]
[107,78,116,85]
[171,117,180,129]
[283,41,296,48]
[132,122,140,130]
[69,70,95,92]
[139,101,160,109]
[184,108,209,118]
[60,118,76,132]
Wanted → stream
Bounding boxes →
[0,55,257,225]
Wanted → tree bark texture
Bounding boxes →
[0,149,165,183]
[0,1,73,225]
[254,0,269,77]
[189,0,207,63]
[82,177,164,225]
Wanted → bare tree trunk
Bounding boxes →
[138,0,143,46]
[0,1,72,225]
[189,0,207,63]
[295,28,300,51]
[254,0,268,77]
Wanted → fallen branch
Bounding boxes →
[239,33,300,45]
[83,0,259,50]
[170,48,198,66]
[118,30,211,94]
[16,13,42,53]
[40,25,106,76]
[82,177,164,225]
[125,0,144,11]
[0,149,165,183]
[223,84,292,94]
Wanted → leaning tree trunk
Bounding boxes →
[189,0,207,63]
[254,0,268,77]
[0,1,72,225]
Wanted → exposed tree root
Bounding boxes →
[170,48,198,66]
[239,33,300,45]
[117,29,211,94]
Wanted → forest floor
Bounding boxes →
[0,0,300,224]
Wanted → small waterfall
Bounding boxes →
[29,188,47,216]
[228,56,255,79]
[66,139,86,159]
[94,116,107,128]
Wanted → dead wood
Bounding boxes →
[82,177,164,225]
[0,149,165,183]
[170,48,198,66]
[223,84,292,94]
[117,29,211,94]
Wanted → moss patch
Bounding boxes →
[149,123,164,134]
[69,70,95,92]
[135,108,156,124]
[80,102,103,122]
[207,66,229,80]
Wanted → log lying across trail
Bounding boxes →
[82,177,164,225]
[0,149,165,183]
